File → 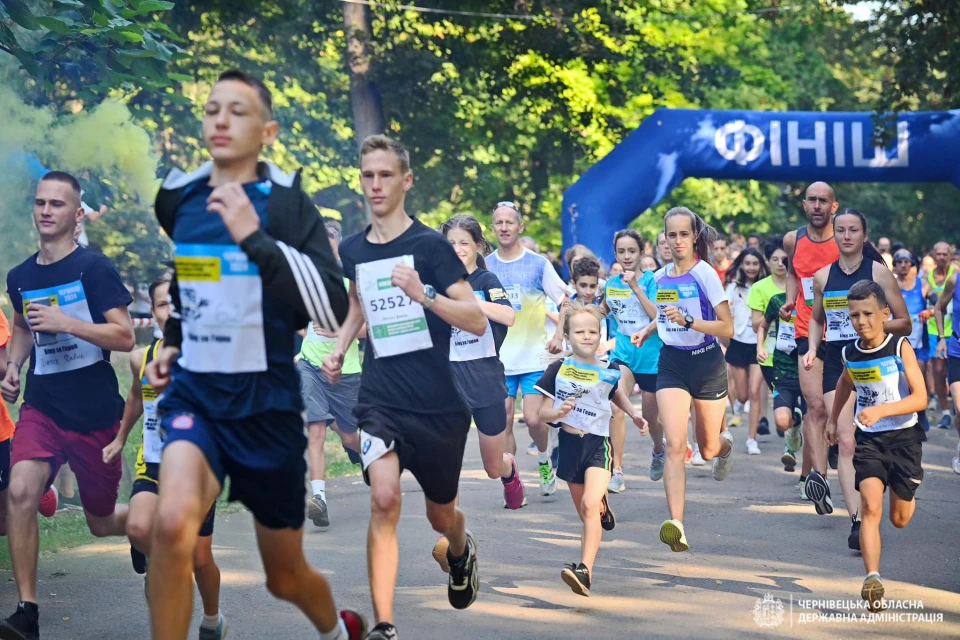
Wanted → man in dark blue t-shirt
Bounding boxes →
[143,70,359,640]
[1,171,135,639]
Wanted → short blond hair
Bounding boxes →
[360,134,410,174]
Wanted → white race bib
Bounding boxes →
[305,321,337,344]
[357,255,433,358]
[506,284,523,311]
[553,359,620,437]
[823,289,858,342]
[776,312,797,353]
[141,380,163,464]
[801,277,815,307]
[655,283,707,347]
[606,286,650,336]
[175,244,267,373]
[908,314,924,349]
[22,280,104,375]
[450,291,496,361]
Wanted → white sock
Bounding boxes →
[311,480,326,500]
[943,410,952,419]
[319,618,348,640]
[866,571,881,580]
[537,450,549,464]
[200,612,221,630]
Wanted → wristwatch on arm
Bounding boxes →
[683,313,694,329]
[422,284,437,309]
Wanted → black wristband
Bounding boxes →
[6,359,20,370]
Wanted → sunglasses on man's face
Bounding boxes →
[895,258,912,264]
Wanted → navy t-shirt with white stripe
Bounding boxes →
[159,178,304,420]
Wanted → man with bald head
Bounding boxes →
[780,181,839,513]
[928,241,955,428]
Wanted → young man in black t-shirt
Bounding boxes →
[324,135,487,640]
[1,172,135,639]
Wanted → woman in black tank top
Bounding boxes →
[804,209,913,549]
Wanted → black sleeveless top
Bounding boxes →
[823,259,875,344]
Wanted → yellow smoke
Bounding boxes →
[0,86,159,203]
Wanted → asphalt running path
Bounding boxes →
[4,418,960,639]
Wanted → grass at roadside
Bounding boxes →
[0,353,361,569]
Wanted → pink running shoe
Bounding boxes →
[39,486,58,518]
[502,453,527,510]
[684,442,694,464]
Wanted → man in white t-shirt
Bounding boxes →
[486,202,568,496]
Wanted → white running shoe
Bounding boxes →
[746,438,761,455]
[692,450,706,466]
[712,431,734,481]
[953,442,960,475]
[608,467,626,493]
[659,519,690,552]
[539,461,557,496]
[526,441,538,456]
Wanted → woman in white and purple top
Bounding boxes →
[631,206,735,553]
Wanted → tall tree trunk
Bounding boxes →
[343,2,385,229]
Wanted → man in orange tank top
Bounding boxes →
[780,182,839,499]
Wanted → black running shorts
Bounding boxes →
[556,429,613,485]
[724,339,758,368]
[0,439,9,492]
[854,425,925,501]
[355,404,471,505]
[795,337,826,361]
[657,342,728,400]
[822,341,854,395]
[772,376,806,414]
[129,462,216,537]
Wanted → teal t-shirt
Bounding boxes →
[604,272,661,375]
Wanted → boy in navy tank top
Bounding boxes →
[826,281,927,613]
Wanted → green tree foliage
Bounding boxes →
[0,0,185,104]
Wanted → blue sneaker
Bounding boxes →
[198,616,228,640]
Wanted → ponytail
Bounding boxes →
[663,206,718,261]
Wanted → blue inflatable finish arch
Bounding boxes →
[561,108,960,267]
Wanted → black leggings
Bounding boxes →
[472,403,507,436]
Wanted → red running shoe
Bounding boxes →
[339,609,368,640]
[39,486,58,518]
[501,453,527,510]
[684,442,694,464]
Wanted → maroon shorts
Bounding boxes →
[11,405,121,518]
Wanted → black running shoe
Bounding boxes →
[848,518,861,551]
[805,471,834,515]
[828,444,839,470]
[131,545,147,575]
[561,562,591,597]
[365,622,398,640]
[447,530,479,610]
[0,603,39,640]
[600,494,616,531]
[758,417,770,436]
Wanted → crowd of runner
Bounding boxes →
[0,70,957,640]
